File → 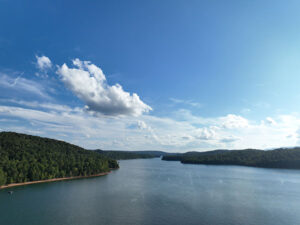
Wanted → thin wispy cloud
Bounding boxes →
[0,73,51,99]
[1,99,76,112]
[220,136,240,143]
[170,98,202,108]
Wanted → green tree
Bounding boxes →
[0,168,7,186]
[0,132,119,185]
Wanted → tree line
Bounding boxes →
[95,150,159,160]
[162,148,300,169]
[0,132,119,186]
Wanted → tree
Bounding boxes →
[0,132,119,185]
[0,168,7,186]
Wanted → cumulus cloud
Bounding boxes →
[36,55,52,71]
[194,127,217,140]
[57,59,152,116]
[221,114,249,129]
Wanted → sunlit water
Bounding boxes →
[1,158,300,225]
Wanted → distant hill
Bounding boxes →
[0,132,119,186]
[162,150,229,161]
[162,148,300,169]
[94,150,170,160]
[129,151,171,157]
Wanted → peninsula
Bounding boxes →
[0,132,119,188]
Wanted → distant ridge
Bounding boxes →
[162,148,300,169]
[94,150,173,160]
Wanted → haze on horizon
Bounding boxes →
[1,0,300,152]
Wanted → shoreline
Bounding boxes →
[0,171,111,190]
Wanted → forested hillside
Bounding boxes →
[0,132,119,186]
[95,150,164,160]
[162,148,300,169]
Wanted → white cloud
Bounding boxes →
[127,120,151,131]
[220,136,240,143]
[137,120,148,130]
[286,134,295,139]
[170,98,202,107]
[221,114,249,129]
[266,117,277,125]
[194,127,217,140]
[57,58,152,116]
[0,73,50,99]
[172,109,214,125]
[181,135,193,140]
[1,99,76,112]
[36,55,52,71]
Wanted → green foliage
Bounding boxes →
[162,148,300,169]
[0,132,119,186]
[0,168,6,186]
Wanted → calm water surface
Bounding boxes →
[1,158,300,225]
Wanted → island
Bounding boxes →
[0,132,119,188]
[162,148,300,169]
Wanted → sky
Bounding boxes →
[1,0,300,152]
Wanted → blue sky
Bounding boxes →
[1,0,300,151]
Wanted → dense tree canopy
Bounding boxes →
[0,132,118,186]
[0,168,6,186]
[162,148,300,169]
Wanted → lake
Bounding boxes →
[1,158,300,225]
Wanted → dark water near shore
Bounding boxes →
[1,158,300,225]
